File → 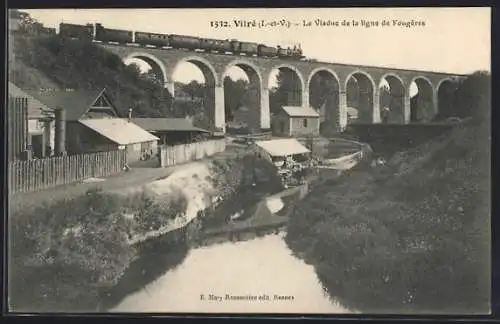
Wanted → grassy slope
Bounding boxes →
[9,33,173,117]
[285,116,490,313]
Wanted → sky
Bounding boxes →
[22,8,491,89]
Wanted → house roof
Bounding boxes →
[8,82,54,119]
[79,118,159,145]
[25,88,115,121]
[282,106,320,118]
[131,118,210,133]
[255,138,310,157]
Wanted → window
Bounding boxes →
[303,119,308,127]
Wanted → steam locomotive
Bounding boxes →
[58,22,305,60]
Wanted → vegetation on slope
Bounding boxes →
[8,187,188,312]
[9,33,174,118]
[8,148,283,312]
[285,71,491,314]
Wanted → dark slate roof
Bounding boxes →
[24,88,113,121]
[131,118,209,133]
[8,82,54,119]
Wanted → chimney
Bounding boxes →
[128,108,133,122]
[54,106,67,156]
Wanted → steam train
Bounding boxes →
[58,22,305,60]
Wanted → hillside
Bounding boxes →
[285,72,491,313]
[9,33,173,118]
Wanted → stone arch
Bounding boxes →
[222,59,264,132]
[379,72,406,123]
[124,52,169,86]
[307,67,341,134]
[269,63,305,106]
[409,76,436,122]
[173,55,219,87]
[344,70,376,92]
[410,75,434,95]
[270,63,306,91]
[436,77,458,120]
[223,59,263,86]
[171,56,221,131]
[307,67,340,87]
[378,72,405,90]
[436,77,456,94]
[344,70,376,123]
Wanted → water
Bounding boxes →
[111,232,350,314]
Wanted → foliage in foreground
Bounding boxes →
[8,151,276,312]
[285,72,491,313]
[9,187,187,312]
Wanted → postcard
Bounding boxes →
[7,7,491,316]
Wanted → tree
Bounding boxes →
[124,63,141,79]
[141,69,162,86]
[223,77,248,119]
[346,78,359,108]
[269,70,293,114]
[452,71,490,122]
[379,85,391,108]
[184,80,205,100]
[308,72,340,112]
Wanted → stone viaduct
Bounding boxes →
[100,43,465,133]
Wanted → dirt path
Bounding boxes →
[9,165,181,212]
[9,146,246,213]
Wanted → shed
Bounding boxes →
[271,106,320,137]
[27,87,128,155]
[78,118,159,163]
[131,118,209,145]
[253,138,311,166]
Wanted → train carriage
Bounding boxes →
[277,47,290,58]
[258,44,278,57]
[239,42,259,56]
[95,24,133,43]
[168,35,201,50]
[59,23,94,39]
[230,40,241,53]
[214,40,232,53]
[199,38,218,51]
[135,31,170,47]
[56,21,307,60]
[200,39,233,53]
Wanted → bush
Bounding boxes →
[9,34,174,118]
[9,186,190,312]
[285,72,490,314]
[122,188,188,234]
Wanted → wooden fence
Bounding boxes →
[8,97,29,162]
[159,139,226,167]
[9,150,127,194]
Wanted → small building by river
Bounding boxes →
[272,106,320,137]
[252,138,311,172]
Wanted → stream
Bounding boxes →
[104,231,351,314]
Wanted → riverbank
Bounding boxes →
[8,145,283,312]
[285,117,490,314]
